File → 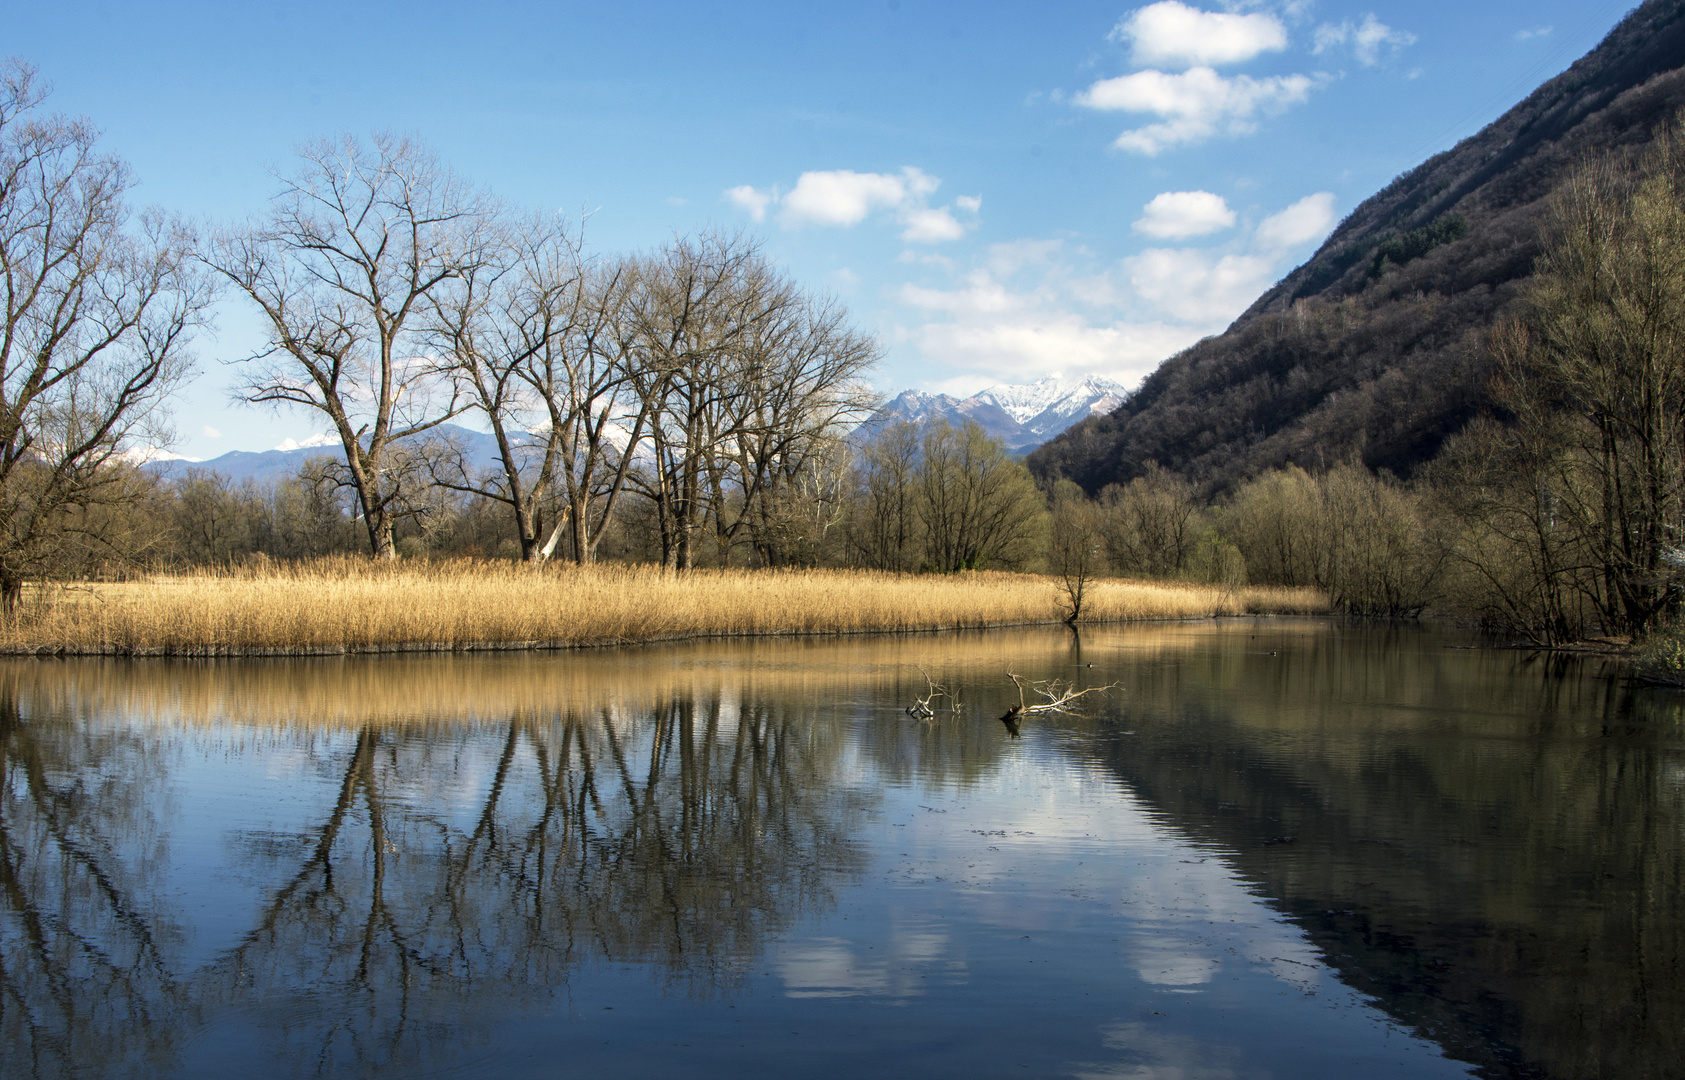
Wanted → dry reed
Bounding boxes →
[0,558,1328,656]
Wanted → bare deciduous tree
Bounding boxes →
[919,419,1045,572]
[209,133,497,559]
[1049,480,1104,623]
[0,61,211,612]
[848,418,922,571]
[622,233,876,571]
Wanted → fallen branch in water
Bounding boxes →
[1007,672,1117,715]
[999,672,1117,737]
[907,665,962,719]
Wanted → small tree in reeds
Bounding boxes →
[1049,481,1104,623]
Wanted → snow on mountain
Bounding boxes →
[148,378,1127,485]
[863,377,1128,453]
[142,424,513,487]
[975,376,1129,439]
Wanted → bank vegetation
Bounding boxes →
[0,561,1324,656]
[13,61,1685,672]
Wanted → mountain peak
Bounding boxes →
[867,377,1130,452]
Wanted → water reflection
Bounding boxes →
[1072,620,1685,1079]
[1,667,870,1077]
[0,623,1681,1079]
[0,676,191,1078]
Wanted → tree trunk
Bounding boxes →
[0,571,21,620]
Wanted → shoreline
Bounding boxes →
[0,561,1329,659]
[0,612,1330,659]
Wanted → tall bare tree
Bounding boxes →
[431,230,654,564]
[0,62,210,612]
[209,134,497,558]
[918,419,1045,572]
[426,212,579,561]
[848,418,923,571]
[617,234,879,570]
[711,293,879,566]
[620,233,778,570]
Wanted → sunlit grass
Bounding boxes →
[0,558,1328,655]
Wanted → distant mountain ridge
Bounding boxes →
[865,376,1129,453]
[147,377,1125,485]
[1030,0,1685,494]
[144,425,513,487]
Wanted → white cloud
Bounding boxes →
[900,207,967,243]
[896,243,1214,387]
[783,168,935,227]
[1078,67,1317,154]
[1125,248,1276,322]
[1314,14,1416,65]
[1254,191,1337,250]
[725,184,773,222]
[727,167,977,243]
[201,424,223,438]
[1134,190,1236,238]
[906,301,1202,387]
[1516,25,1553,41]
[1116,1,1289,68]
[893,192,1336,387]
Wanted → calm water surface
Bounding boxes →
[2,619,1680,1079]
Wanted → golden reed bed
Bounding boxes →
[0,559,1328,656]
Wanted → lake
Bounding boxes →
[2,619,1679,1079]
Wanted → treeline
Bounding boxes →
[136,416,1050,575]
[1041,116,1685,647]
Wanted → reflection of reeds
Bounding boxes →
[3,619,1336,731]
[2,559,1327,655]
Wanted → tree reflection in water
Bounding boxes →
[4,625,1685,1080]
[0,676,869,1079]
[0,674,192,1078]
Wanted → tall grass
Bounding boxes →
[0,558,1328,656]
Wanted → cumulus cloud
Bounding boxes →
[725,167,976,243]
[901,273,1202,386]
[1133,190,1236,239]
[1078,67,1317,154]
[1255,191,1337,250]
[1115,1,1289,68]
[896,243,1212,387]
[1313,14,1416,65]
[1125,248,1276,322]
[894,191,1340,386]
[900,207,967,243]
[725,185,773,222]
[783,168,936,227]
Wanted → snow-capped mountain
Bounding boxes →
[142,424,514,486]
[146,378,1126,485]
[862,376,1128,453]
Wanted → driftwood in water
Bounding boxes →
[1006,672,1116,715]
[907,665,961,719]
[997,673,1117,737]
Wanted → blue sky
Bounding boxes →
[7,0,1635,457]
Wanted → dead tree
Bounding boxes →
[998,672,1116,736]
[905,665,960,719]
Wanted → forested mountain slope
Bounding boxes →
[1031,0,1685,495]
